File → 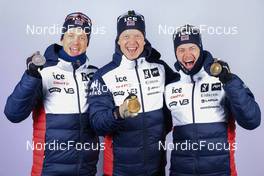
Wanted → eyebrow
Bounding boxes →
[178,48,185,50]
[67,31,86,36]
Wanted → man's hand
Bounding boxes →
[116,94,141,119]
[210,59,232,84]
[26,51,45,78]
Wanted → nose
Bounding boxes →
[72,36,81,44]
[127,36,137,44]
[183,50,192,58]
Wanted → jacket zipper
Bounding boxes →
[73,67,82,176]
[135,60,145,112]
[191,76,195,123]
[135,60,147,174]
[191,76,198,175]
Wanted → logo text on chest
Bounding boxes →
[143,67,160,79]
[53,72,65,80]
[115,75,127,82]
[169,99,189,107]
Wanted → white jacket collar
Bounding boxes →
[119,55,146,69]
[57,57,90,72]
[179,67,209,83]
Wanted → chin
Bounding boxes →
[132,54,141,59]
[70,53,80,57]
[127,57,136,60]
[125,55,136,60]
[186,68,194,71]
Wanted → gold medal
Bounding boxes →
[210,62,222,76]
[127,95,141,113]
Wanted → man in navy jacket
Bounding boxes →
[88,10,176,176]
[165,24,261,176]
[4,12,99,176]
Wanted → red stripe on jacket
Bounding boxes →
[228,116,237,176]
[103,135,113,176]
[31,105,46,176]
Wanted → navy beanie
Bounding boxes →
[173,24,202,51]
[117,10,145,38]
[61,12,92,42]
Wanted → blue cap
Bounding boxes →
[61,12,92,42]
[117,10,145,37]
[173,24,202,50]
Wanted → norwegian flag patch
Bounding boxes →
[75,19,84,26]
[126,20,135,26]
[181,35,189,41]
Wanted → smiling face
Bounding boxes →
[118,29,145,60]
[176,43,200,71]
[61,28,88,57]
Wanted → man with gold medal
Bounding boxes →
[88,10,177,176]
[165,24,261,176]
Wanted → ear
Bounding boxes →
[60,39,63,46]
[60,33,64,41]
[87,39,90,46]
[60,35,64,44]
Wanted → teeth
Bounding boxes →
[71,47,79,52]
[127,47,137,53]
[185,60,193,64]
[128,48,136,51]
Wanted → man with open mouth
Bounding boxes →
[165,24,261,176]
[4,12,99,176]
[88,10,177,176]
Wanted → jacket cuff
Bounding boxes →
[113,106,124,120]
